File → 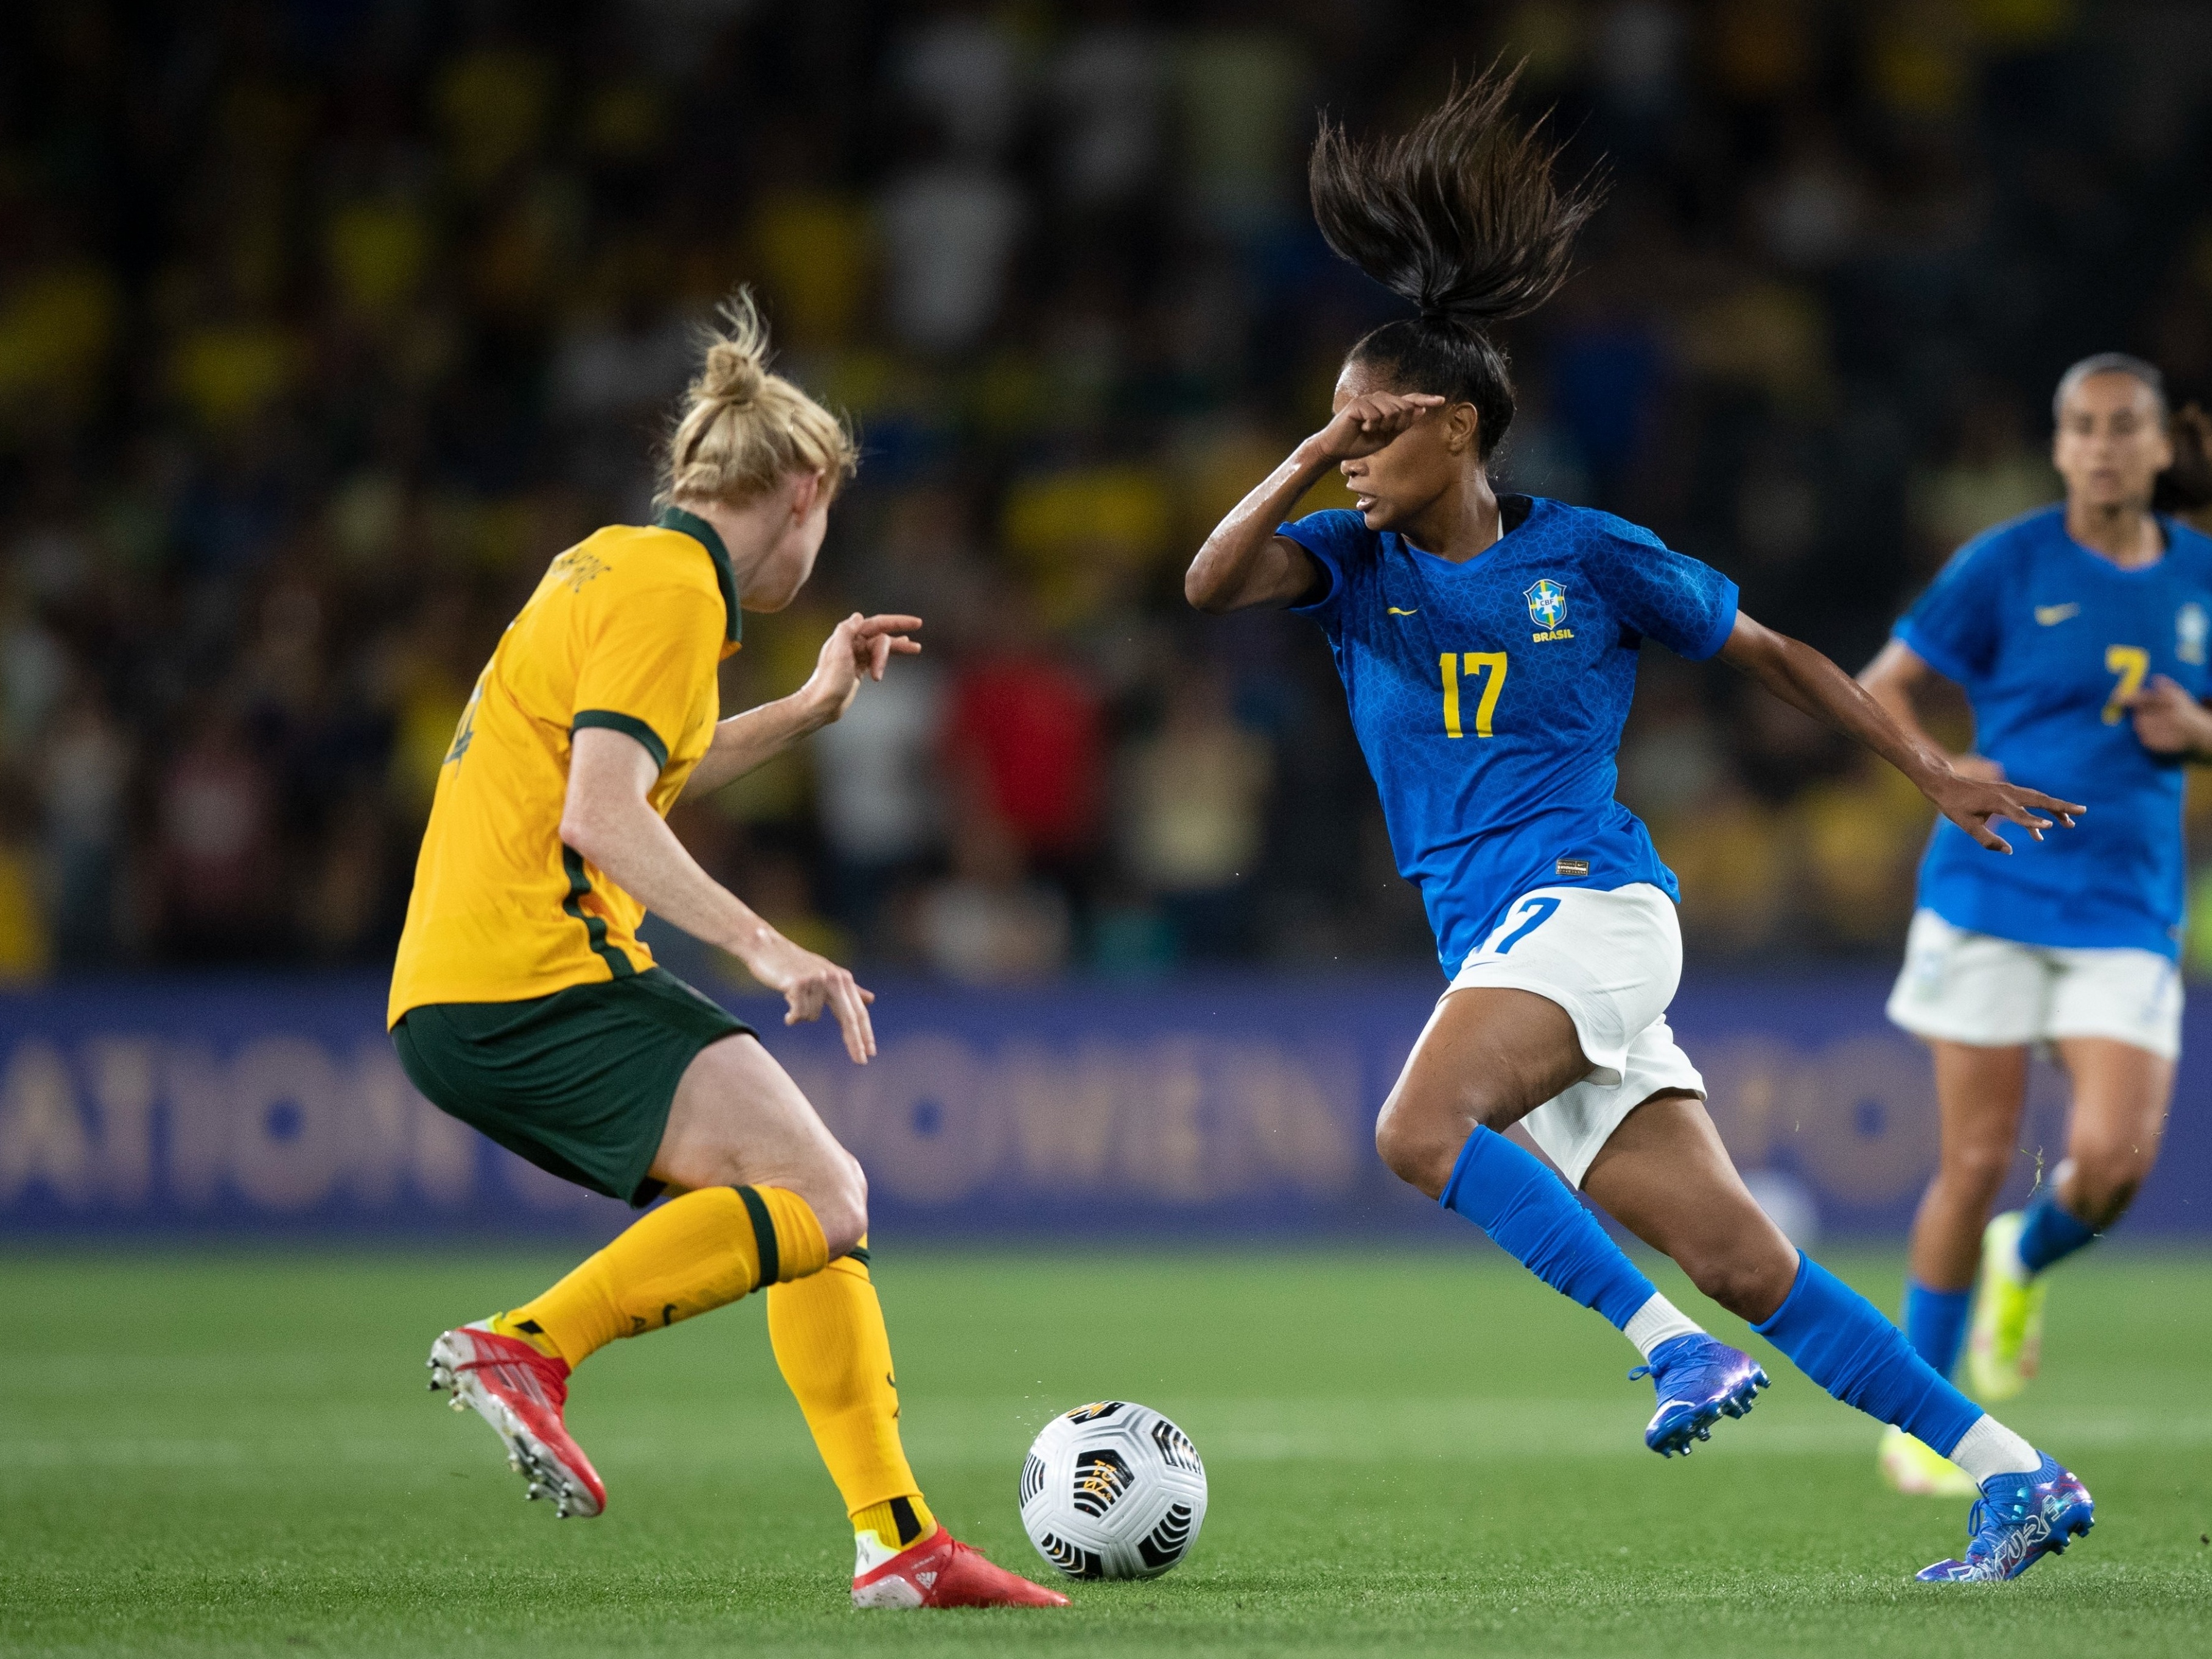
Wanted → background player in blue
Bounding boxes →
[1859,358,2212,1498]
[1184,66,2095,1583]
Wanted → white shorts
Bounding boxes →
[1441,882,1705,1188]
[1886,908,2183,1062]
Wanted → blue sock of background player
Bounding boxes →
[1898,1190,2097,1380]
[1441,1126,2045,1482]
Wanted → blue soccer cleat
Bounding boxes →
[1630,1333,1770,1457]
[1915,1454,2094,1582]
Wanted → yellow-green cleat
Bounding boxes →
[1878,1423,1978,1496]
[1967,1211,2046,1402]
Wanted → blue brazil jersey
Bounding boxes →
[1897,505,2212,958]
[1284,498,1740,974]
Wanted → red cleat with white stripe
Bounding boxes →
[851,1527,1071,1610]
[426,1322,606,1520]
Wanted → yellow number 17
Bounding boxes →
[1441,652,1508,738]
[2102,644,2149,725]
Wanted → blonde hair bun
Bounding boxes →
[660,288,857,507]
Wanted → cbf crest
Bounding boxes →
[1525,578,1572,641]
[2179,602,2207,666]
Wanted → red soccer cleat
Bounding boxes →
[426,1322,606,1519]
[851,1527,1072,1609]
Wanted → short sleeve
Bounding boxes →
[1277,510,1371,630]
[1586,524,1740,660]
[569,580,722,772]
[1895,537,2006,685]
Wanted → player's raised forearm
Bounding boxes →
[1723,615,1950,786]
[1185,442,1335,612]
[683,691,835,798]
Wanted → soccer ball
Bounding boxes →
[1018,1401,1207,1580]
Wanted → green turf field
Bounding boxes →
[1,1247,2207,1657]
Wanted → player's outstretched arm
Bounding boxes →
[1719,611,2085,853]
[564,726,879,1062]
[1856,639,2006,782]
[682,612,921,798]
[1184,392,1442,613]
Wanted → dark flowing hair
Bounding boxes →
[1308,63,1607,460]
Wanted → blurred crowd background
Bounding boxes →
[3,0,2211,989]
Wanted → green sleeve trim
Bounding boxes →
[572,710,669,771]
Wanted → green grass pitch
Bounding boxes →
[2,1246,2208,1657]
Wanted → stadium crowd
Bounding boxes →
[2,0,2210,985]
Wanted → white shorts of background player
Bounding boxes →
[1886,907,2183,1063]
[1431,882,1705,1189]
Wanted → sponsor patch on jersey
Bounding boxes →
[1555,857,1590,876]
[2034,602,2080,626]
[2179,602,2208,664]
[1525,578,1568,630]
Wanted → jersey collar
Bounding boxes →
[652,505,743,648]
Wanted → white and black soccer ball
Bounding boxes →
[1019,1401,1207,1580]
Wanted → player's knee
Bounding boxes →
[1680,1239,1796,1323]
[1373,1105,1461,1199]
[1936,1139,2013,1203]
[2066,1144,2148,1228]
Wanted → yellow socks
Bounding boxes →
[766,1245,934,1568]
[496,1185,828,1367]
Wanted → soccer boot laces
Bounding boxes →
[426,1322,606,1519]
[1915,1453,2093,1582]
[1631,1333,1770,1457]
[1878,1424,1978,1497]
[1967,1212,2046,1402]
[851,1526,1071,1610]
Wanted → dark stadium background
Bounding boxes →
[5,0,2209,988]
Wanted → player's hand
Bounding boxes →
[742,929,877,1063]
[1307,392,1445,462]
[1923,767,2085,854]
[801,613,922,727]
[2123,674,2212,758]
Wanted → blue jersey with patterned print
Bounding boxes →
[1284,497,1740,975]
[1895,505,2212,957]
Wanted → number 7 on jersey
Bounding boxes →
[1441,652,1508,739]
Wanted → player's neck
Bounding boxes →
[2065,497,2163,569]
[1399,471,1502,565]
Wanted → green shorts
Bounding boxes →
[393,967,755,1206]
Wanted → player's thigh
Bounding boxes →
[1928,1040,2033,1178]
[2052,1035,2174,1177]
[1582,1091,1799,1322]
[1375,987,1591,1196]
[651,1034,865,1240]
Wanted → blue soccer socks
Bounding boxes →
[1902,1279,1973,1379]
[1439,1126,1684,1338]
[2016,1191,2098,1275]
[1754,1253,1983,1458]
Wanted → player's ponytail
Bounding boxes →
[1309,62,1605,460]
[658,288,858,509]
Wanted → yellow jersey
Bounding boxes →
[388,508,741,1024]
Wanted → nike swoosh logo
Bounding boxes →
[1387,607,1419,616]
[2035,604,2080,625]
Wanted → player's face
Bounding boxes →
[1332,361,1472,532]
[2052,373,2174,512]
[745,473,832,612]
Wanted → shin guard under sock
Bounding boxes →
[500,1185,829,1366]
[1439,1126,1670,1334]
[1754,1253,1982,1456]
